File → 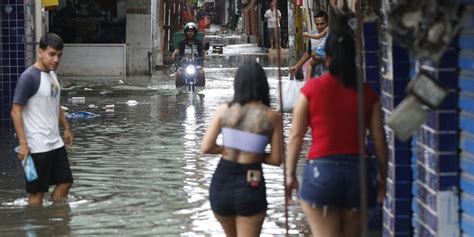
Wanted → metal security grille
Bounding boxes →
[162,0,187,60]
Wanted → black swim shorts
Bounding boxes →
[26,146,73,193]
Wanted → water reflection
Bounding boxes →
[0,58,310,235]
[0,204,72,236]
[206,53,289,70]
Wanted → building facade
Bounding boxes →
[2,1,474,236]
[49,0,160,76]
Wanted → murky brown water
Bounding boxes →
[0,53,313,236]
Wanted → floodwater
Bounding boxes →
[0,51,312,236]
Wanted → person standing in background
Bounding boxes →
[264,2,282,50]
[181,6,191,23]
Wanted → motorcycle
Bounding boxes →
[174,56,205,92]
[169,31,210,92]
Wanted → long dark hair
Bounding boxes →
[325,32,356,89]
[231,62,270,106]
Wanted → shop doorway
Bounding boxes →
[48,0,126,43]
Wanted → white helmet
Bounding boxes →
[184,22,198,33]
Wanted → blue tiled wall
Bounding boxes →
[364,21,381,94]
[411,18,461,237]
[0,0,26,128]
[364,21,383,232]
[380,8,413,236]
[460,3,474,236]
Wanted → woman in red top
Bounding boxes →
[285,32,388,237]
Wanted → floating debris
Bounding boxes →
[70,97,85,104]
[126,100,138,106]
[66,111,98,119]
[104,104,115,110]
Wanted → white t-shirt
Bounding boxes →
[264,9,281,28]
[13,66,64,153]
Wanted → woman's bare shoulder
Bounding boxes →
[214,103,229,113]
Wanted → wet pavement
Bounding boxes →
[0,47,310,236]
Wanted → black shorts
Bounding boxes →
[209,159,267,216]
[268,28,275,37]
[26,146,73,194]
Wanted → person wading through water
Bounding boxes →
[201,62,283,236]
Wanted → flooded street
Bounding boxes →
[0,51,312,236]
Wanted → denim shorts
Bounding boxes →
[299,155,377,209]
[209,159,267,216]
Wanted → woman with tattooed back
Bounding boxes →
[201,62,282,237]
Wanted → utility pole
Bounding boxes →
[34,0,43,52]
[288,0,304,77]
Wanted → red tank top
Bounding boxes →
[300,74,379,159]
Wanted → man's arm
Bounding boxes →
[277,10,281,26]
[289,52,311,75]
[59,107,73,147]
[171,49,180,60]
[11,104,29,159]
[291,39,312,71]
[198,40,205,57]
[172,40,184,60]
[295,52,311,68]
[264,10,270,18]
[11,72,37,160]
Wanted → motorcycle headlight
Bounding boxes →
[186,65,196,75]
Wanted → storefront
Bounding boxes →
[48,0,126,44]
[45,0,160,76]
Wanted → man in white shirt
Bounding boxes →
[264,2,281,50]
[11,33,74,206]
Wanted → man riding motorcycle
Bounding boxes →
[171,22,205,88]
